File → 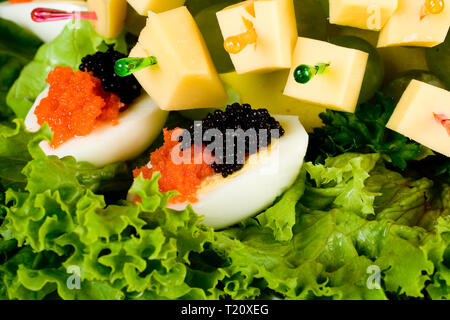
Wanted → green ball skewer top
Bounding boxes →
[114,56,158,77]
[293,62,330,84]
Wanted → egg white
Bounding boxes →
[25,87,168,167]
[0,1,88,42]
[130,115,308,229]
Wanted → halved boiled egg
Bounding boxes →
[0,1,88,42]
[25,87,168,167]
[130,115,308,229]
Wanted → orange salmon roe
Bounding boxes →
[35,66,125,147]
[9,0,32,3]
[133,128,215,204]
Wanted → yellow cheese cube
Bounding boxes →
[377,0,450,48]
[216,0,297,74]
[88,0,127,39]
[130,6,227,110]
[329,0,398,31]
[386,80,450,157]
[283,37,368,113]
[127,0,185,16]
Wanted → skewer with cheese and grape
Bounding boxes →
[216,0,297,74]
[386,80,450,157]
[120,6,228,110]
[283,37,369,113]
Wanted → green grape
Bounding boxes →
[426,33,450,88]
[378,47,428,81]
[194,2,236,73]
[330,35,384,103]
[294,0,328,40]
[382,70,448,103]
[186,0,221,16]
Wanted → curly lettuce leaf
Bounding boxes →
[425,214,450,299]
[0,119,52,191]
[256,153,379,242]
[1,123,449,300]
[213,212,388,300]
[6,20,126,118]
[0,120,131,198]
[0,123,219,299]
[208,153,449,300]
[0,18,43,121]
[301,153,380,216]
[1,175,216,299]
[256,169,306,242]
[366,164,438,229]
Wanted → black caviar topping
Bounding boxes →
[79,46,141,104]
[179,103,285,178]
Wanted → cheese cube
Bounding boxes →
[378,0,450,48]
[130,6,227,110]
[216,0,297,74]
[386,80,450,157]
[329,0,398,31]
[283,37,368,113]
[88,0,127,39]
[127,0,186,16]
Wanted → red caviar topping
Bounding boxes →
[35,66,125,147]
[9,0,32,3]
[133,128,215,204]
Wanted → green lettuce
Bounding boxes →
[210,154,449,300]
[256,169,306,242]
[0,121,256,299]
[0,120,132,199]
[302,153,380,216]
[0,121,218,299]
[6,20,126,119]
[0,121,449,300]
[0,18,43,121]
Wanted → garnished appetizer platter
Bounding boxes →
[0,0,449,301]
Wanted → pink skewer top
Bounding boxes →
[31,8,97,22]
[433,113,450,136]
